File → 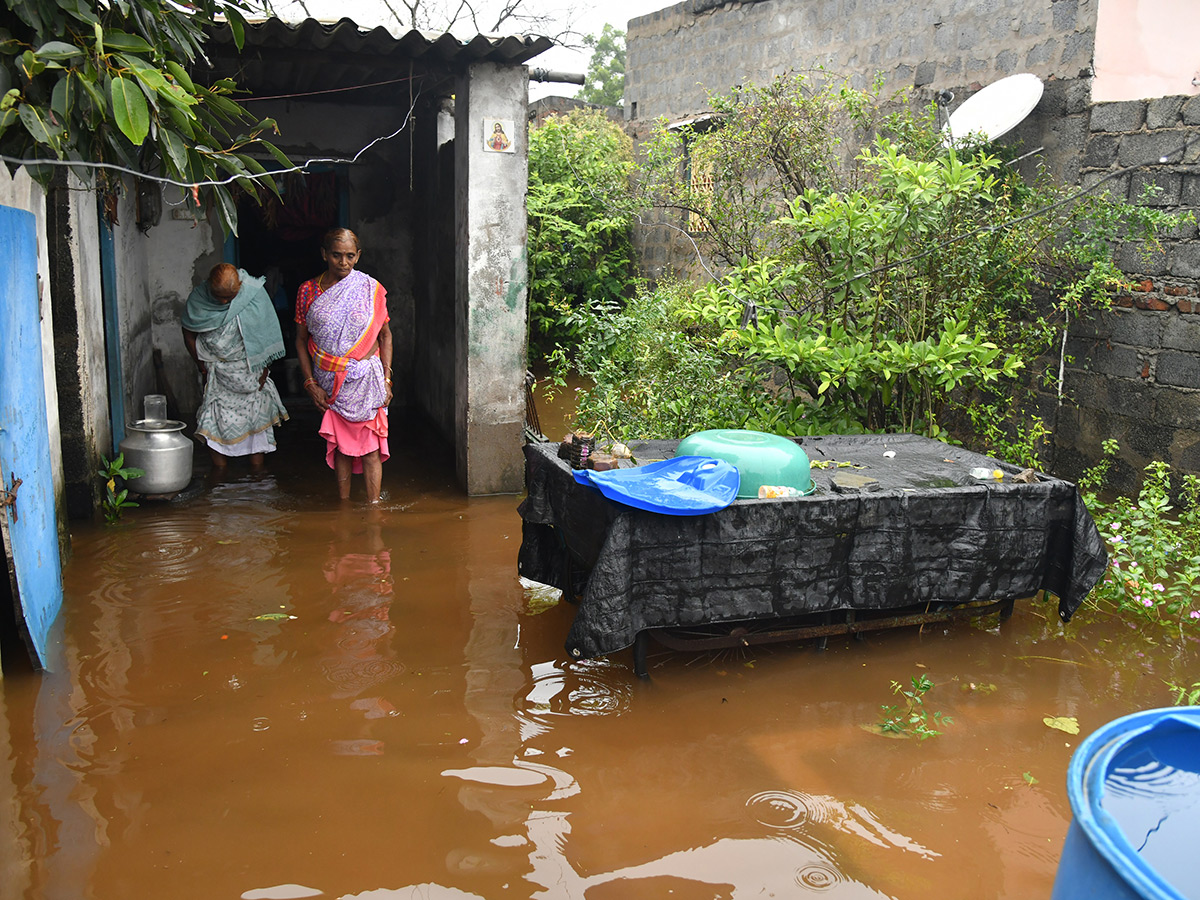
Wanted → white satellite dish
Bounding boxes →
[942,73,1044,146]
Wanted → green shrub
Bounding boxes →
[1081,440,1200,635]
[527,109,637,362]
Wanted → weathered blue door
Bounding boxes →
[0,204,64,671]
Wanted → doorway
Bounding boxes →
[233,168,346,396]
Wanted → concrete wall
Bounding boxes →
[626,0,1102,281]
[1049,94,1200,491]
[454,62,530,495]
[112,184,156,430]
[47,174,112,519]
[0,164,68,552]
[625,0,1099,124]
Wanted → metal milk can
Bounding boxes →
[119,394,194,495]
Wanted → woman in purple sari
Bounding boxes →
[295,229,393,503]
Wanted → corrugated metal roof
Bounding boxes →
[201,17,554,103]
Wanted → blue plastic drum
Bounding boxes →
[1052,707,1200,900]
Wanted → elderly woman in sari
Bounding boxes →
[294,228,393,503]
[183,263,289,471]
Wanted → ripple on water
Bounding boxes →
[518,658,633,723]
[795,861,845,890]
[320,657,407,698]
[747,790,838,830]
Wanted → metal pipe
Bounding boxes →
[530,68,585,85]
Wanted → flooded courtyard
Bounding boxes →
[1,411,1197,900]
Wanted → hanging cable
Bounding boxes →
[0,86,424,191]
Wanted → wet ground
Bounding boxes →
[1,403,1197,900]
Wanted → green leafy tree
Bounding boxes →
[577,24,624,107]
[583,73,1188,442]
[0,0,288,234]
[527,108,636,361]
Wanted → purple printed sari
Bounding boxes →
[306,270,389,423]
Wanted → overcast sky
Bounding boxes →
[267,0,671,100]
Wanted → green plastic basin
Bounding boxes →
[676,429,813,499]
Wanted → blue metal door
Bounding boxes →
[0,204,64,671]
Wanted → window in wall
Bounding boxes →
[669,113,723,235]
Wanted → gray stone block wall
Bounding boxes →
[626,0,1098,124]
[1047,93,1200,493]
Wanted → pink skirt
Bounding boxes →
[319,408,389,473]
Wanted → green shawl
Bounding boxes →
[182,269,286,372]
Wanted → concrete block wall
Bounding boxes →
[1049,94,1200,491]
[625,0,1098,124]
[626,0,1100,281]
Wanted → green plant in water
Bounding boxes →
[98,454,144,525]
[1165,680,1200,706]
[1081,440,1200,635]
[876,674,952,740]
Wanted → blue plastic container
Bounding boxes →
[572,456,740,516]
[1052,707,1200,900]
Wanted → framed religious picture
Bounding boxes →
[482,118,516,153]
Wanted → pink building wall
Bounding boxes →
[1094,0,1200,101]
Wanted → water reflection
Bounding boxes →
[747,789,939,858]
[321,511,402,697]
[581,835,887,897]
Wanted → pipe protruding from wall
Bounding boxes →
[530,68,585,85]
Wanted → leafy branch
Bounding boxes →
[0,0,291,234]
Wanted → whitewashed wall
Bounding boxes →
[144,193,220,417]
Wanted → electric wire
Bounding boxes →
[0,86,424,191]
[239,74,421,102]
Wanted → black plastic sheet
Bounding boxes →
[517,434,1109,661]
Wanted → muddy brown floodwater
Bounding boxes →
[1,407,1197,900]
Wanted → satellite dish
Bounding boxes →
[943,73,1044,146]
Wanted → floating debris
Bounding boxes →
[1043,715,1080,734]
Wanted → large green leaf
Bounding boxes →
[76,69,108,122]
[51,74,73,119]
[164,60,195,93]
[158,128,189,177]
[164,103,195,138]
[59,0,99,24]
[0,107,17,140]
[36,41,84,61]
[259,139,291,169]
[226,8,247,52]
[100,31,154,54]
[212,184,238,236]
[18,102,62,146]
[129,62,169,95]
[110,75,149,145]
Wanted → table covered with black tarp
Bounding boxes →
[517,434,1108,662]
